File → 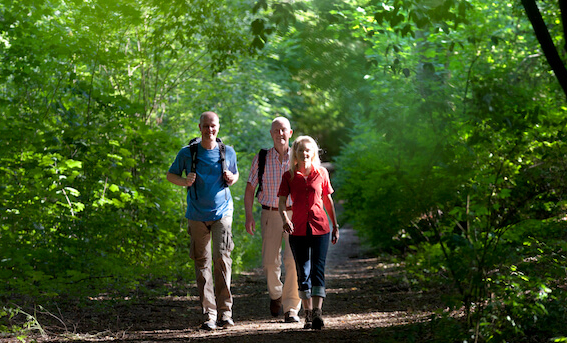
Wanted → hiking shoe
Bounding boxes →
[200,320,217,331]
[312,308,324,330]
[303,309,313,329]
[285,311,300,323]
[217,318,235,329]
[270,297,283,317]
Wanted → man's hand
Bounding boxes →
[223,170,238,186]
[186,172,196,187]
[245,216,256,235]
[167,171,196,187]
[244,182,256,236]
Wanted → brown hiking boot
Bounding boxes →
[312,308,324,330]
[270,296,283,317]
[303,309,313,329]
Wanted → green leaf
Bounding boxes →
[109,184,120,193]
[64,187,80,197]
[65,159,82,169]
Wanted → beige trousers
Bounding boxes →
[261,209,301,315]
[188,215,234,321]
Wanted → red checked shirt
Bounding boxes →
[247,147,292,208]
[278,166,334,236]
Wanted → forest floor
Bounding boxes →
[3,226,452,343]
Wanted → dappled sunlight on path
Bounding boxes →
[9,227,444,343]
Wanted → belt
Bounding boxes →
[262,205,292,211]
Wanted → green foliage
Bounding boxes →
[0,0,264,301]
[477,222,567,342]
[0,306,45,341]
[2,1,567,342]
[333,0,567,341]
[250,0,374,160]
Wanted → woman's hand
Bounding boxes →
[332,226,340,244]
[283,221,294,234]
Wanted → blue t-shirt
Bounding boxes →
[168,143,238,221]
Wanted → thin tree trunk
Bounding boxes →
[521,0,567,101]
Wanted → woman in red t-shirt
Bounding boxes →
[278,135,339,330]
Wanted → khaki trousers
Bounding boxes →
[261,209,301,315]
[188,215,234,321]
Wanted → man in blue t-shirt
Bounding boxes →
[167,111,239,331]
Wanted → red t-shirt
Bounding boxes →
[278,166,334,236]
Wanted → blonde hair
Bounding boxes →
[290,136,321,179]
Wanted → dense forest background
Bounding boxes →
[1,0,566,341]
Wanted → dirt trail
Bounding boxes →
[8,226,443,343]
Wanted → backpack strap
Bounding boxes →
[256,148,269,197]
[188,137,201,174]
[217,138,228,189]
[187,137,201,198]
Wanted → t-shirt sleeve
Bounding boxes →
[247,153,260,187]
[168,148,189,176]
[321,167,334,196]
[227,146,238,174]
[277,172,291,197]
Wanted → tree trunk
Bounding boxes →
[521,0,567,101]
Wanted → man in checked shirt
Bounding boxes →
[244,117,301,323]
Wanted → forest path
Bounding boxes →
[20,224,445,343]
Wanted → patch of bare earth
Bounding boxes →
[4,226,445,343]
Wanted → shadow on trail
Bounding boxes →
[33,228,446,343]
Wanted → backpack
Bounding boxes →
[187,137,228,198]
[255,148,269,196]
